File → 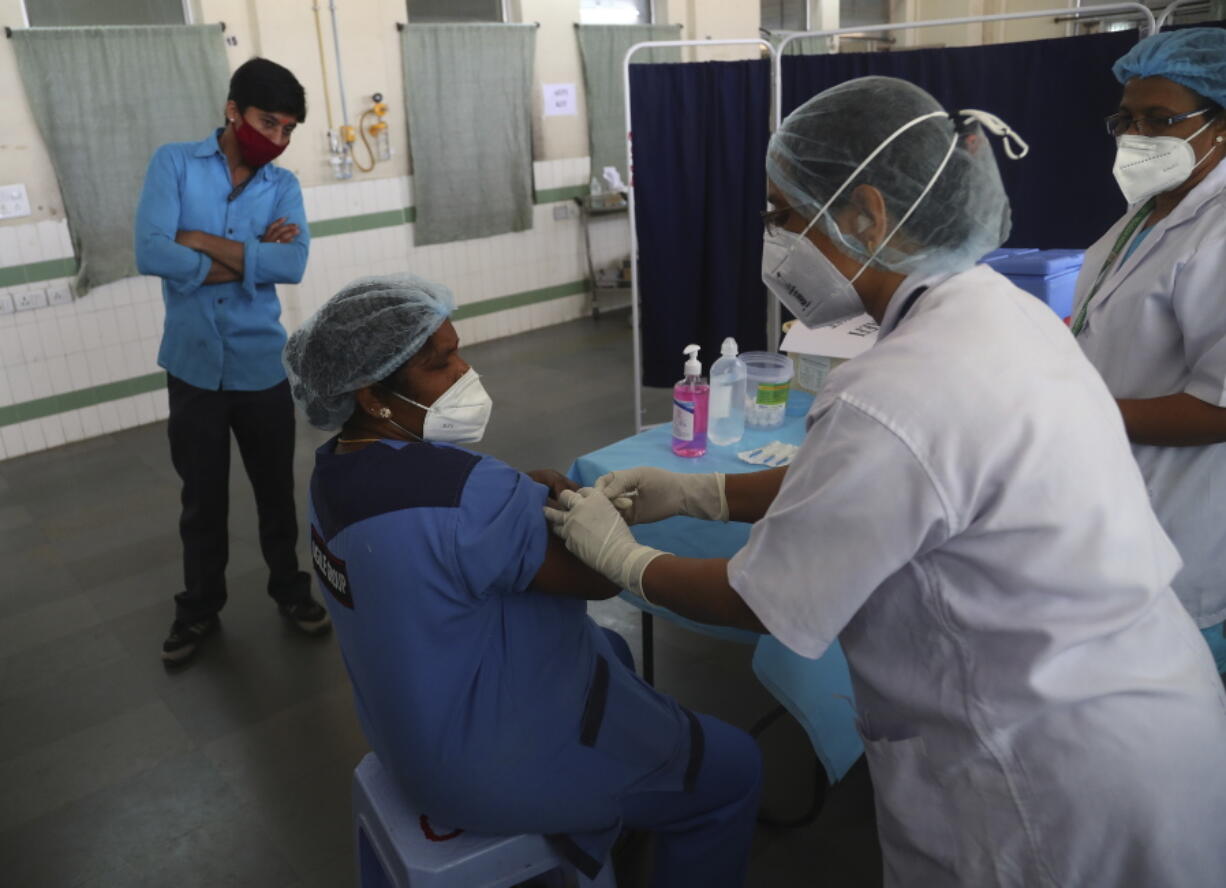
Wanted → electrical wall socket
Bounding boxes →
[0,293,14,315]
[0,184,31,220]
[46,282,73,306]
[14,289,48,312]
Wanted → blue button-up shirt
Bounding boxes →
[134,130,309,391]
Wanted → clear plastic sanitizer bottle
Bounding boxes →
[672,344,709,458]
[708,337,747,446]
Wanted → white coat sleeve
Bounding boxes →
[727,395,953,660]
[1172,234,1226,407]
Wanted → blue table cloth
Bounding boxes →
[568,391,863,782]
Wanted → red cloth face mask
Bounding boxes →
[233,117,287,167]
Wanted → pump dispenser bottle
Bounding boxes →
[708,337,747,446]
[672,344,709,457]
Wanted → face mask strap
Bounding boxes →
[1187,118,1220,170]
[959,109,1030,160]
[384,368,482,414]
[386,386,429,413]
[846,109,1027,284]
[772,110,950,274]
[846,131,959,287]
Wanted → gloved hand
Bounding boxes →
[595,467,728,525]
[544,488,668,599]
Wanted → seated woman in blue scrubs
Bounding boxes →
[282,274,761,886]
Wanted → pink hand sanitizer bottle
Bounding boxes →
[672,344,709,458]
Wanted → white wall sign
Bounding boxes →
[542,82,578,117]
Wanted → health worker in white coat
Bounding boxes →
[1071,28,1226,674]
[546,76,1226,887]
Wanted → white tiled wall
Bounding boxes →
[0,157,624,461]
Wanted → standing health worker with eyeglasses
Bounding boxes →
[1072,29,1226,673]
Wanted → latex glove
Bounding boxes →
[544,488,667,598]
[594,467,728,525]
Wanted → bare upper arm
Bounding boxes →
[531,529,621,600]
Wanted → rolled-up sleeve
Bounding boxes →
[452,458,549,602]
[241,174,309,297]
[1173,236,1226,407]
[134,145,210,292]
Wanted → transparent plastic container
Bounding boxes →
[709,338,747,446]
[742,351,794,429]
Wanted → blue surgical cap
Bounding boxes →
[1113,28,1226,109]
[283,274,455,430]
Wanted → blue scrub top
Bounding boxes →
[308,438,703,876]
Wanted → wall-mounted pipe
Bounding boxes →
[328,0,351,130]
[311,2,336,132]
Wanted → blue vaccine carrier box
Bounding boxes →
[983,249,1086,320]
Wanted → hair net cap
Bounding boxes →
[282,274,455,430]
[1113,28,1226,109]
[767,76,1012,278]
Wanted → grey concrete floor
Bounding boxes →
[0,314,881,887]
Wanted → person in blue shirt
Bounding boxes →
[135,58,329,664]
[282,274,763,886]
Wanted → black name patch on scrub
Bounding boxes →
[311,527,352,608]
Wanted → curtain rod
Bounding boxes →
[5,21,226,37]
[397,21,540,30]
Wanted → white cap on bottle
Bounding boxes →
[720,337,738,357]
[683,344,702,378]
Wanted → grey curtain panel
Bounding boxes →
[11,25,229,295]
[575,23,681,186]
[401,23,537,247]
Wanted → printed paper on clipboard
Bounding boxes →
[780,313,880,360]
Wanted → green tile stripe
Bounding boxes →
[308,207,412,238]
[453,278,589,320]
[0,372,166,428]
[534,184,588,204]
[0,187,587,286]
[0,278,593,429]
[0,257,77,289]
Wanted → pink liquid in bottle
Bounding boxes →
[672,381,709,458]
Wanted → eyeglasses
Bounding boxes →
[760,206,794,236]
[1104,107,1212,138]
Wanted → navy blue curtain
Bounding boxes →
[630,59,772,388]
[782,29,1140,251]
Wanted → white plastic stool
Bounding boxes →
[353,752,617,888]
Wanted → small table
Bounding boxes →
[569,392,863,783]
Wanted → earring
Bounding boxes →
[377,407,392,419]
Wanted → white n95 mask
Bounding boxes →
[1113,120,1219,205]
[389,368,492,443]
[761,228,865,327]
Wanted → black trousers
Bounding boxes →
[167,374,309,621]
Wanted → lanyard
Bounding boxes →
[1070,199,1155,336]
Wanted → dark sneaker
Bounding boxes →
[278,597,332,636]
[161,615,220,664]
